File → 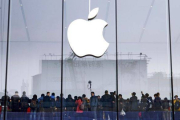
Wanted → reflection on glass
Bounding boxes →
[117,0,172,119]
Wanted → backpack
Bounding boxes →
[79,103,84,110]
[21,97,29,108]
[175,101,180,110]
[30,100,37,109]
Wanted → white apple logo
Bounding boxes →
[67,8,109,58]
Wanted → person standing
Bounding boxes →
[174,95,180,111]
[101,90,111,120]
[75,97,83,120]
[30,94,38,120]
[130,92,138,111]
[1,91,10,120]
[11,91,20,112]
[90,92,98,120]
[43,92,51,112]
[20,91,29,112]
[154,93,162,111]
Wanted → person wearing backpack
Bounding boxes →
[75,97,83,120]
[30,94,38,120]
[20,91,29,112]
[174,95,180,111]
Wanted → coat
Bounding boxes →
[101,94,111,108]
[75,99,83,113]
[130,96,138,111]
[90,96,98,107]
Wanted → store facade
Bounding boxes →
[0,0,180,119]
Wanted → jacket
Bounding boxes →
[75,99,83,113]
[90,96,98,107]
[101,94,111,107]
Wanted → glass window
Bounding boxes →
[171,0,180,119]
[63,0,116,120]
[6,0,62,119]
[0,0,8,119]
[117,0,172,119]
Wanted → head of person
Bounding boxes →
[157,92,160,97]
[47,92,50,96]
[97,95,100,99]
[78,96,82,101]
[33,94,37,100]
[164,97,168,102]
[82,94,86,98]
[41,94,45,97]
[68,94,72,99]
[154,94,157,98]
[56,96,60,101]
[114,91,116,95]
[74,96,77,100]
[91,92,95,96]
[22,91,26,95]
[15,91,18,95]
[105,90,108,95]
[60,94,63,97]
[175,95,178,100]
[52,93,55,96]
[145,93,149,98]
[119,94,122,98]
[132,92,136,96]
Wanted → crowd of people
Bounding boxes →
[0,90,179,120]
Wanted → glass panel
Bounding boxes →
[6,0,62,119]
[63,0,116,119]
[171,0,180,119]
[117,0,172,119]
[0,0,8,119]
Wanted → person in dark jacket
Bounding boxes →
[51,93,56,108]
[124,99,131,112]
[74,96,78,111]
[20,91,29,112]
[60,94,66,111]
[66,94,74,118]
[66,94,74,111]
[90,92,98,120]
[43,92,51,112]
[109,92,116,120]
[1,91,10,120]
[101,90,111,120]
[97,95,103,120]
[145,93,153,111]
[38,94,44,112]
[130,92,138,111]
[11,91,20,112]
[162,98,170,120]
[30,94,38,120]
[118,94,124,112]
[154,93,162,110]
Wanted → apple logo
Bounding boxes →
[67,8,109,58]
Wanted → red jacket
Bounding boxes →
[75,99,83,113]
